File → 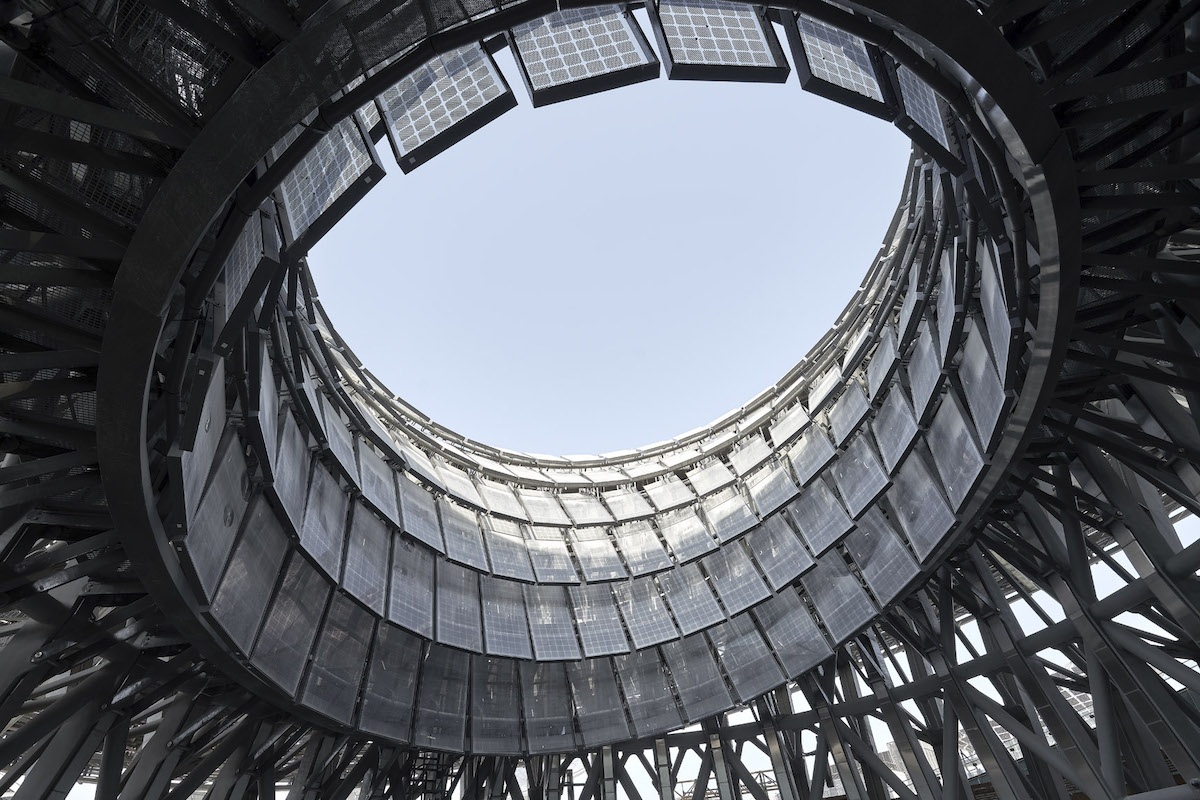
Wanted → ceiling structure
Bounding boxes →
[0,0,1199,798]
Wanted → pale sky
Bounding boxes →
[310,27,913,457]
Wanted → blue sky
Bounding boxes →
[310,38,912,457]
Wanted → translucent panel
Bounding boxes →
[937,251,957,360]
[659,507,716,561]
[844,508,918,605]
[471,656,523,754]
[828,382,870,444]
[574,536,626,581]
[786,425,836,487]
[707,614,784,702]
[257,350,279,467]
[186,436,248,600]
[519,488,572,525]
[344,502,389,614]
[830,434,889,518]
[658,563,725,634]
[796,15,882,100]
[602,487,655,520]
[657,0,782,70]
[277,118,375,244]
[568,659,631,746]
[872,387,919,473]
[478,477,528,519]
[435,461,485,509]
[359,623,421,742]
[729,433,772,475]
[614,577,678,647]
[569,583,629,656]
[744,514,813,590]
[440,497,488,570]
[745,459,799,517]
[615,521,673,574]
[436,560,483,652]
[979,241,1010,371]
[399,473,444,552]
[483,518,535,581]
[300,593,372,724]
[412,645,468,751]
[481,575,532,658]
[252,552,329,695]
[644,473,695,511]
[927,396,985,511]
[210,497,288,652]
[522,662,577,753]
[527,535,579,583]
[908,323,941,416]
[272,412,309,533]
[867,326,899,399]
[785,479,853,554]
[560,491,615,526]
[357,444,399,525]
[389,535,434,637]
[318,394,357,482]
[392,435,443,490]
[897,65,949,149]
[687,459,736,495]
[701,487,758,543]
[614,648,684,737]
[182,359,227,523]
[661,635,733,722]
[888,453,955,561]
[808,365,841,410]
[802,552,876,643]
[300,464,347,577]
[753,589,830,677]
[525,585,581,660]
[959,323,1004,445]
[703,543,769,615]
[769,402,810,446]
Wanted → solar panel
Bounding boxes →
[844,508,918,605]
[661,635,733,722]
[527,534,579,583]
[830,434,889,518]
[751,588,831,677]
[569,583,630,656]
[614,648,684,737]
[440,497,489,570]
[412,645,469,751]
[521,662,577,753]
[613,576,678,648]
[644,473,695,511]
[343,502,389,615]
[650,0,788,81]
[687,459,736,495]
[744,514,813,590]
[359,623,421,742]
[509,6,659,106]
[959,322,1005,447]
[567,659,631,746]
[471,656,523,755]
[271,411,309,534]
[784,478,852,554]
[786,424,836,487]
[573,535,627,581]
[614,521,673,575]
[927,394,985,511]
[700,487,757,543]
[702,543,769,615]
[480,575,533,658]
[300,593,372,724]
[802,552,876,643]
[867,325,899,399]
[186,435,248,600]
[896,64,950,149]
[300,464,348,577]
[482,518,535,581]
[745,458,799,517]
[560,491,615,526]
[659,507,716,562]
[707,614,784,702]
[210,496,288,653]
[871,387,919,473]
[769,402,810,446]
[602,486,655,520]
[524,585,581,660]
[729,434,772,475]
[978,241,1011,375]
[251,552,330,695]
[398,473,444,552]
[379,43,517,173]
[255,348,279,471]
[888,452,955,561]
[908,322,942,418]
[357,443,399,526]
[436,560,483,652]
[519,488,574,526]
[389,535,434,637]
[786,14,892,119]
[433,461,485,509]
[318,396,358,485]
[658,563,725,634]
[828,382,870,445]
[478,477,529,520]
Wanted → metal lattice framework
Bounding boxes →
[1,0,1199,798]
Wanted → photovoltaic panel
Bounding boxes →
[568,659,631,746]
[318,395,358,484]
[707,614,784,702]
[872,387,919,473]
[614,648,684,737]
[614,521,672,575]
[769,402,810,446]
[659,507,716,561]
[959,322,1005,447]
[481,575,533,658]
[440,497,489,570]
[752,588,830,677]
[251,552,330,695]
[520,488,573,526]
[614,576,678,648]
[471,656,523,754]
[525,585,581,660]
[412,645,469,751]
[436,560,483,652]
[434,461,485,509]
[896,64,949,149]
[979,241,1011,373]
[787,425,836,488]
[644,473,695,511]
[271,411,309,534]
[729,433,772,476]
[784,479,852,554]
[830,434,889,518]
[889,452,955,561]
[658,563,725,634]
[702,543,769,615]
[745,459,799,517]
[185,434,248,600]
[867,325,899,398]
[521,662,577,753]
[650,0,788,81]
[300,464,348,577]
[744,514,813,590]
[574,536,627,581]
[701,487,757,543]
[398,473,444,552]
[527,534,579,583]
[661,635,733,722]
[569,583,630,656]
[379,43,517,173]
[687,459,735,495]
[828,382,870,444]
[560,491,615,526]
[483,519,535,581]
[927,394,985,511]
[602,486,655,520]
[478,477,528,520]
[210,496,288,653]
[389,535,434,637]
[802,552,876,642]
[844,508,918,605]
[908,323,941,417]
[344,501,389,614]
[786,14,893,119]
[300,593,372,724]
[359,623,421,742]
[357,443,399,526]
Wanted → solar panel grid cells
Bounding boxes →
[525,585,582,660]
[343,502,389,614]
[483,522,536,581]
[658,564,725,634]
[894,65,965,172]
[389,536,434,637]
[802,551,877,643]
[481,576,533,658]
[614,577,679,647]
[752,589,831,678]
[510,6,658,107]
[653,0,788,81]
[707,614,785,702]
[379,43,516,173]
[251,552,330,695]
[437,561,484,652]
[569,583,630,655]
[440,498,489,570]
[703,543,769,615]
[788,14,897,120]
